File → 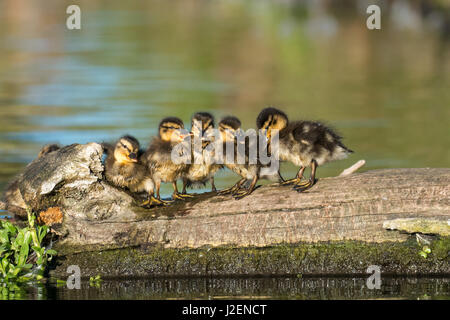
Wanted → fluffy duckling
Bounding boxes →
[104,135,159,206]
[217,116,261,200]
[181,112,223,193]
[256,107,353,192]
[143,117,192,201]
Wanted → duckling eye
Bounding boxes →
[120,142,131,152]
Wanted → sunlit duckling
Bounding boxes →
[143,117,192,201]
[256,107,353,192]
[181,112,223,194]
[104,135,160,206]
[216,116,261,200]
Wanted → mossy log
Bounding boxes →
[1,143,449,277]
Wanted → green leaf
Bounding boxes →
[12,266,23,277]
[1,258,10,271]
[17,231,32,266]
[422,246,431,254]
[46,249,57,256]
[31,246,43,253]
[1,221,17,236]
[38,226,49,243]
[419,251,428,259]
[56,279,67,287]
[0,230,10,244]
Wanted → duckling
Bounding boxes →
[143,117,192,201]
[216,116,261,200]
[181,112,223,194]
[37,144,61,158]
[256,107,353,192]
[104,135,160,206]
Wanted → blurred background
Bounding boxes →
[0,0,449,196]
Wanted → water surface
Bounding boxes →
[3,276,449,300]
[0,0,448,195]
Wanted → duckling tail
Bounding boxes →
[343,145,354,154]
[332,144,353,161]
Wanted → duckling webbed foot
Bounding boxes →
[233,176,259,200]
[218,184,241,195]
[172,192,194,201]
[233,188,252,200]
[218,178,246,195]
[280,177,302,186]
[293,178,317,192]
[280,167,305,186]
[180,192,196,198]
[293,161,317,192]
[142,196,172,207]
[232,184,261,199]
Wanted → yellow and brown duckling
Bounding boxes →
[103,135,160,206]
[143,117,192,201]
[217,116,261,200]
[181,112,223,194]
[256,107,353,192]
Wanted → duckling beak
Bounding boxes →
[263,128,271,141]
[128,152,138,162]
[179,132,193,141]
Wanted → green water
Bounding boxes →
[2,276,449,300]
[1,0,449,194]
[0,0,449,299]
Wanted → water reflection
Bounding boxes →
[4,276,449,300]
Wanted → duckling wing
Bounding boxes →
[291,121,322,145]
[144,138,175,171]
[291,121,352,165]
[100,142,115,155]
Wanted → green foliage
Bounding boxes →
[419,245,432,259]
[89,275,102,288]
[0,208,56,290]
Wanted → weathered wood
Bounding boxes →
[2,143,449,253]
[383,218,450,236]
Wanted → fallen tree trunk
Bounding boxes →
[1,143,449,277]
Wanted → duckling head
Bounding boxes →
[191,112,215,136]
[256,107,288,140]
[159,117,189,144]
[114,135,140,164]
[38,144,61,158]
[218,116,242,142]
